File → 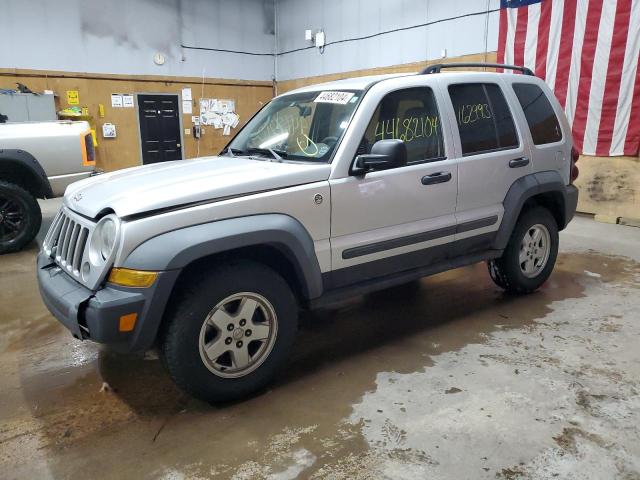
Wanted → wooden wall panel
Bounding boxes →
[574,155,640,221]
[0,69,273,171]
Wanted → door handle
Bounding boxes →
[509,157,530,168]
[421,171,452,185]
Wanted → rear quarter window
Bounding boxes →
[448,83,519,156]
[512,83,562,145]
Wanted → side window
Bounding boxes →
[448,83,519,156]
[512,83,562,145]
[360,87,445,164]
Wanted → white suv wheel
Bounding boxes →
[519,224,551,278]
[199,292,278,378]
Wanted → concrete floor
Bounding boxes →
[1,199,639,480]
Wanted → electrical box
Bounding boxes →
[315,30,326,47]
[0,93,56,122]
[305,29,313,42]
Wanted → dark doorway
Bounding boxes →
[137,94,183,164]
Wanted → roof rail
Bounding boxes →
[420,62,535,76]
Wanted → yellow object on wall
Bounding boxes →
[67,90,79,105]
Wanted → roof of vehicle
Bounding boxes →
[281,73,415,96]
[280,68,540,97]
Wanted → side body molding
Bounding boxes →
[493,171,578,251]
[123,214,324,299]
[0,149,53,198]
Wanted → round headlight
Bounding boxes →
[98,218,116,259]
[89,215,120,265]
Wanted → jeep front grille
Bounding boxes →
[43,208,94,279]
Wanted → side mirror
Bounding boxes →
[352,139,407,175]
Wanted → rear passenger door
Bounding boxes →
[443,81,531,253]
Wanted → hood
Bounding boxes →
[64,156,331,218]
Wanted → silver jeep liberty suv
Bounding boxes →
[38,63,579,402]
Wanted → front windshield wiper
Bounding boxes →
[246,147,287,162]
[222,147,243,157]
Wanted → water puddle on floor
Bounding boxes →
[1,247,638,479]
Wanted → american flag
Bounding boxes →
[497,0,640,157]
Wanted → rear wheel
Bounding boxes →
[0,180,41,254]
[160,261,298,402]
[488,206,558,294]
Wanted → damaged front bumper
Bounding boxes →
[36,252,179,352]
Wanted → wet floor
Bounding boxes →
[1,201,639,479]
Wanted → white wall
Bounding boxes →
[0,0,275,81]
[0,0,503,82]
[275,0,501,81]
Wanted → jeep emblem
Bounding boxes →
[314,193,323,205]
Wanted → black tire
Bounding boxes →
[487,206,559,294]
[0,180,42,254]
[160,260,298,403]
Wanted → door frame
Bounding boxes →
[134,92,185,165]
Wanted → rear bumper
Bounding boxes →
[37,253,179,352]
[564,184,579,227]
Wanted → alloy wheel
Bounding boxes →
[198,292,278,378]
[519,223,551,278]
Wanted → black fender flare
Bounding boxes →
[493,171,578,250]
[0,149,53,198]
[123,213,324,300]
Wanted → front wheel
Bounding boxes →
[160,261,298,403]
[488,206,559,294]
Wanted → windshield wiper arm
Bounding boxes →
[223,147,244,157]
[246,147,287,162]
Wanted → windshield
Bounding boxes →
[228,90,362,162]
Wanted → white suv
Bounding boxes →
[37,63,579,402]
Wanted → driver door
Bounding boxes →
[328,86,459,288]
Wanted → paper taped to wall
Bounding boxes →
[199,98,239,130]
[222,112,239,128]
[200,98,218,114]
[111,94,123,108]
[102,123,116,138]
[218,99,235,114]
[66,90,79,105]
[122,94,134,108]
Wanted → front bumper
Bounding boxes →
[37,253,179,352]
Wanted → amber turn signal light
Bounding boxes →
[119,313,137,332]
[108,268,158,288]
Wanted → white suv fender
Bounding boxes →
[123,213,324,300]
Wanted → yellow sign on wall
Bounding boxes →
[67,90,79,105]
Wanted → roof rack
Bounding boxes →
[420,62,535,76]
